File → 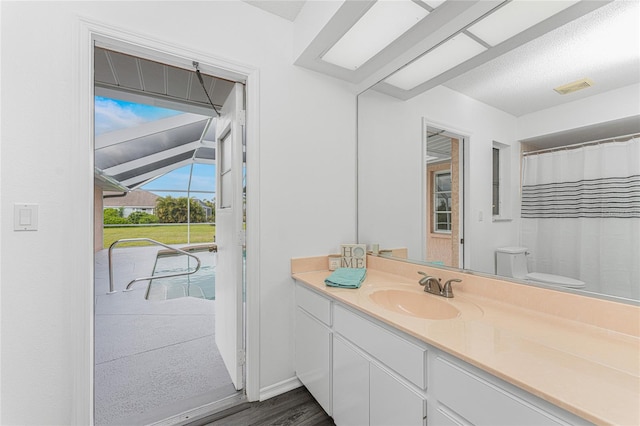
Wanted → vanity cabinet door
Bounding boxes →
[433,355,587,426]
[295,307,332,415]
[370,363,426,426]
[333,304,427,389]
[333,337,369,426]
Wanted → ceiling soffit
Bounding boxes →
[369,1,609,100]
[296,1,503,88]
[521,116,640,150]
[295,1,612,101]
[95,47,234,117]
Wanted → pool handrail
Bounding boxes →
[108,238,201,295]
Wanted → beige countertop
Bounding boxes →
[291,255,640,426]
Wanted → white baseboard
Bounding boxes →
[259,376,303,401]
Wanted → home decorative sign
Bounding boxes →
[340,244,367,268]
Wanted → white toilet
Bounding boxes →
[495,247,586,289]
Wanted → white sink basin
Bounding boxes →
[369,289,460,320]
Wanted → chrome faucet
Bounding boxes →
[418,272,442,295]
[418,272,462,298]
[442,279,462,298]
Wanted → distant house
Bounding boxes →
[103,189,159,218]
[194,199,213,220]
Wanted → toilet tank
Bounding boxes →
[496,247,529,279]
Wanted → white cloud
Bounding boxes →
[94,98,146,135]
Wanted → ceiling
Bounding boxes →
[442,0,640,117]
[94,47,228,192]
[242,0,305,21]
[426,129,452,163]
[95,47,235,116]
[290,0,639,119]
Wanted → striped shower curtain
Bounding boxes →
[520,136,640,300]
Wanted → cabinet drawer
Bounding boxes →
[434,356,566,426]
[295,282,331,325]
[334,304,427,389]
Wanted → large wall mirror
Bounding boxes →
[357,0,639,303]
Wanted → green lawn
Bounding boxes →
[103,224,216,249]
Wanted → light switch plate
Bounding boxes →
[14,203,38,231]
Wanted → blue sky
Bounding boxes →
[143,163,216,201]
[95,96,215,199]
[95,96,182,135]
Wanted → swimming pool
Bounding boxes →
[148,246,217,301]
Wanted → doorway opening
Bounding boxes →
[93,44,247,425]
[424,124,465,268]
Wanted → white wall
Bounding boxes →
[0,2,3,420]
[358,86,519,274]
[0,2,356,424]
[358,90,424,257]
[517,83,640,140]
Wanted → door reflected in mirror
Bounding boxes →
[425,126,463,268]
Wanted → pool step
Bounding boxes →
[157,243,217,257]
[147,281,207,301]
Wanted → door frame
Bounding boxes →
[421,118,469,269]
[77,18,261,424]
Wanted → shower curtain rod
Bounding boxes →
[522,132,640,156]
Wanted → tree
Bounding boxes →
[127,211,159,224]
[155,196,178,223]
[103,208,128,224]
[155,196,205,223]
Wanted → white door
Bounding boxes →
[215,82,245,390]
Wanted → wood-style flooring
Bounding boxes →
[196,387,335,426]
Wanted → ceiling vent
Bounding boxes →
[553,78,594,95]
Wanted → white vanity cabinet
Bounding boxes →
[333,304,427,426]
[430,354,592,426]
[294,283,332,415]
[294,281,590,426]
[332,336,370,425]
[333,335,426,426]
[369,362,427,426]
[295,282,426,426]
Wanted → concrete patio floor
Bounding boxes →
[94,246,237,425]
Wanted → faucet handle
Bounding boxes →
[417,271,431,286]
[442,278,462,298]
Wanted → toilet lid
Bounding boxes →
[526,272,586,288]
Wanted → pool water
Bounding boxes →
[149,250,217,300]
